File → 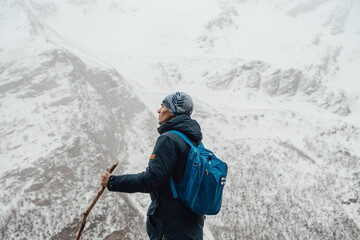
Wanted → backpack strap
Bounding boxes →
[168,130,204,148]
[169,177,178,199]
[168,130,204,199]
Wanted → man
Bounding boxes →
[101,92,204,240]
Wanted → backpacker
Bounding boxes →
[169,130,228,215]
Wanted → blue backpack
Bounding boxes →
[169,130,228,215]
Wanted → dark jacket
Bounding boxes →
[108,115,204,240]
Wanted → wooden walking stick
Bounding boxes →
[75,160,120,240]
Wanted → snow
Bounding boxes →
[1,0,360,239]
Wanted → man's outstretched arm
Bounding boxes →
[101,134,178,193]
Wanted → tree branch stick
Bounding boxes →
[75,160,120,240]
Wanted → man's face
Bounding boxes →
[157,103,174,125]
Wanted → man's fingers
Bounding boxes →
[102,172,109,177]
[101,172,110,187]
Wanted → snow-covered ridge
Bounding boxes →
[0,43,155,239]
[1,0,360,239]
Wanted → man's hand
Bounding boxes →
[101,172,110,188]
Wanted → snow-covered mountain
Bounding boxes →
[1,0,360,239]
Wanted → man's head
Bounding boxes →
[157,92,194,125]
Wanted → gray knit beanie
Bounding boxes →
[163,92,193,116]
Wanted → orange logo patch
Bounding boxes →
[150,154,156,160]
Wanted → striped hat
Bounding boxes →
[163,92,193,116]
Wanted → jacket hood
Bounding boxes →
[157,115,202,144]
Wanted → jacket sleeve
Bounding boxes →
[107,134,178,193]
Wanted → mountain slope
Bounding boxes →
[1,0,360,239]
